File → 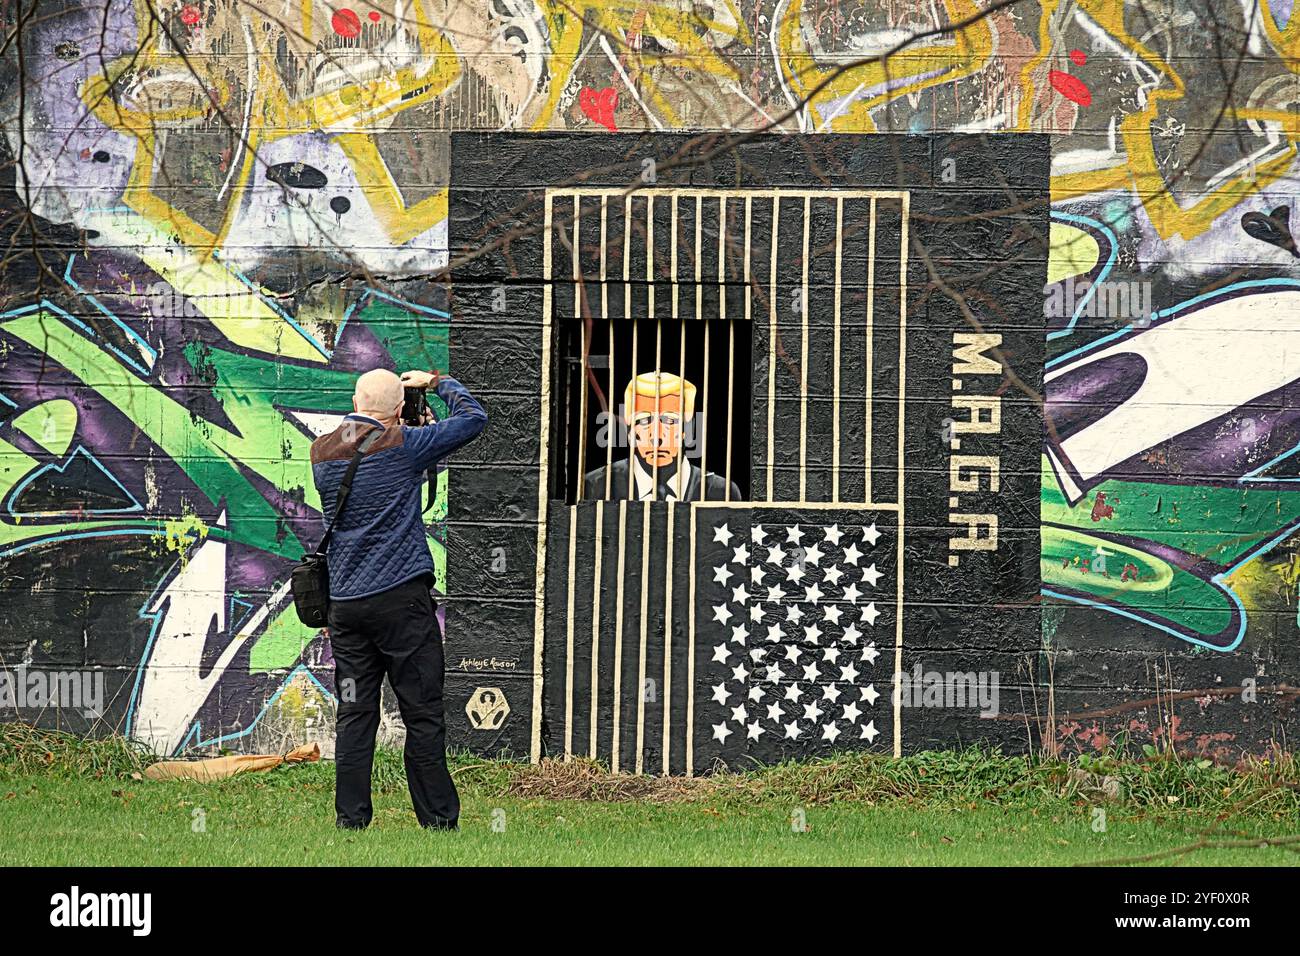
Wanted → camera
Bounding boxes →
[401,386,427,427]
[400,370,441,426]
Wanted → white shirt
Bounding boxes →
[630,455,693,500]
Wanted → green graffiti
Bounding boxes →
[1,290,451,678]
[1041,455,1300,641]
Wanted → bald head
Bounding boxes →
[354,368,404,420]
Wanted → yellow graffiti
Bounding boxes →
[1047,222,1100,285]
[11,400,77,457]
[85,211,328,363]
[81,0,462,277]
[60,0,1300,273]
[777,0,993,132]
[1036,0,1299,241]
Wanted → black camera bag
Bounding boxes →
[290,425,380,627]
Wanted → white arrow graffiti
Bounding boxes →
[131,513,243,755]
[1046,287,1300,503]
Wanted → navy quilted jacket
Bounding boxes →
[310,377,487,600]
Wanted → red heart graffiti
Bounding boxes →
[579,86,619,132]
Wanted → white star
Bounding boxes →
[839,662,859,683]
[863,564,882,587]
[862,642,880,664]
[803,543,824,566]
[802,662,821,682]
[823,564,845,585]
[712,644,732,664]
[750,647,767,662]
[732,584,751,604]
[751,525,767,545]
[804,582,824,604]
[783,646,802,664]
[786,605,803,623]
[712,722,732,743]
[842,542,863,566]
[822,646,842,664]
[862,602,881,625]
[747,684,765,702]
[822,723,841,742]
[824,524,843,545]
[713,565,733,585]
[764,663,785,683]
[861,683,880,705]
[713,524,733,545]
[732,544,750,565]
[766,545,785,565]
[863,523,881,546]
[747,720,765,740]
[861,720,880,742]
[766,623,784,643]
[841,623,862,645]
[730,703,748,723]
[785,562,807,584]
[842,582,861,604]
[802,701,824,721]
[711,683,730,704]
[731,624,749,644]
[823,605,843,625]
[821,683,842,703]
[804,623,823,644]
[713,604,732,624]
[731,664,749,683]
[750,565,765,585]
[749,604,764,622]
[766,584,787,603]
[842,701,862,723]
[766,701,784,721]
[784,721,802,739]
[786,524,804,545]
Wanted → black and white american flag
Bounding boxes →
[695,512,896,760]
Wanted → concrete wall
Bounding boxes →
[0,0,1295,766]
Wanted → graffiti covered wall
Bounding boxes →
[0,0,1296,765]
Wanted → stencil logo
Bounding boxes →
[466,687,510,730]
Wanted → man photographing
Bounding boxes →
[311,367,487,830]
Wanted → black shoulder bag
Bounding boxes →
[291,426,380,628]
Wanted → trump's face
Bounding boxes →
[629,393,685,468]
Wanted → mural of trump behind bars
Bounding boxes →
[584,371,741,502]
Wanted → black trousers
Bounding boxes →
[328,576,459,829]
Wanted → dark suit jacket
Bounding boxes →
[583,458,742,502]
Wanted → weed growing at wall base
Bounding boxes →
[0,724,151,778]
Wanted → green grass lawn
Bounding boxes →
[0,772,1296,866]
[2,727,1297,866]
